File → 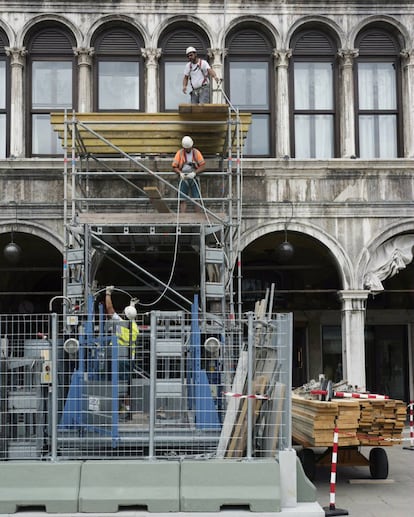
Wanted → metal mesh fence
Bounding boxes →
[0,308,292,461]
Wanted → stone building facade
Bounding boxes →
[0,1,413,401]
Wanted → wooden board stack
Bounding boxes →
[358,398,406,446]
[292,394,359,447]
[292,393,406,448]
[217,285,286,458]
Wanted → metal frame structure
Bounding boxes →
[59,102,246,326]
[0,307,293,460]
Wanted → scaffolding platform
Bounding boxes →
[77,212,227,225]
[50,105,252,156]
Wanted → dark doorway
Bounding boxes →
[365,325,409,401]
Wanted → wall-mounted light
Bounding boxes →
[276,200,295,263]
[3,201,22,264]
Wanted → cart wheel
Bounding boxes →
[369,447,389,479]
[298,448,316,481]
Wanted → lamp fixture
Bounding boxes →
[3,201,22,264]
[276,200,295,263]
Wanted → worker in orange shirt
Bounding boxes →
[172,135,206,213]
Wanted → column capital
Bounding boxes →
[73,47,94,66]
[400,48,414,66]
[207,47,227,62]
[338,290,369,309]
[337,48,359,66]
[5,47,27,67]
[141,48,162,66]
[273,49,292,67]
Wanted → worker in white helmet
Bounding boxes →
[105,286,140,417]
[182,46,221,104]
[172,135,206,213]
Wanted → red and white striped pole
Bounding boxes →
[403,401,414,451]
[310,389,389,400]
[323,425,348,516]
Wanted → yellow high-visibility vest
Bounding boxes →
[113,321,139,358]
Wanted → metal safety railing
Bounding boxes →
[0,306,292,461]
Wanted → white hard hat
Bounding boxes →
[124,305,137,320]
[182,135,194,149]
[186,46,196,55]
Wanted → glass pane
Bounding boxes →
[322,326,342,382]
[32,114,64,154]
[365,325,407,401]
[295,114,334,158]
[32,61,72,109]
[99,61,139,110]
[358,63,396,110]
[243,114,269,155]
[230,62,269,109]
[294,62,333,110]
[0,61,5,109]
[0,114,5,158]
[165,62,188,110]
[359,114,397,158]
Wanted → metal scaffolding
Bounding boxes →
[54,104,251,325]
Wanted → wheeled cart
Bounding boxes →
[297,443,390,481]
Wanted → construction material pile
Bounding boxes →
[358,398,406,445]
[292,381,406,447]
[292,394,360,447]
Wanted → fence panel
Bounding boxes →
[0,309,292,461]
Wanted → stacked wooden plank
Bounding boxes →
[292,394,359,447]
[292,393,406,448]
[217,287,286,458]
[358,399,406,446]
[50,105,252,156]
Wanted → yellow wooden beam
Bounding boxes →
[50,109,251,157]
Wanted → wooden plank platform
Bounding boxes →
[77,212,227,225]
[50,105,251,156]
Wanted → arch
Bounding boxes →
[239,219,354,290]
[350,15,408,50]
[0,19,15,48]
[154,16,213,51]
[0,221,63,253]
[290,27,338,55]
[86,15,149,48]
[223,16,279,50]
[19,14,82,48]
[356,218,414,288]
[287,16,344,50]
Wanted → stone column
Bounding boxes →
[338,290,369,390]
[401,49,414,157]
[142,48,161,113]
[274,50,291,158]
[74,47,94,113]
[207,48,224,104]
[5,47,26,157]
[338,49,358,158]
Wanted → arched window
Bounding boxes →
[226,26,274,157]
[159,25,210,111]
[92,25,144,111]
[25,24,76,156]
[355,26,402,158]
[290,28,338,158]
[0,30,10,158]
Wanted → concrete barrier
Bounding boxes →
[78,460,180,512]
[180,459,281,512]
[0,461,81,513]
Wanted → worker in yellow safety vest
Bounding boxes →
[105,285,139,384]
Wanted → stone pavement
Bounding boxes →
[313,427,414,516]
